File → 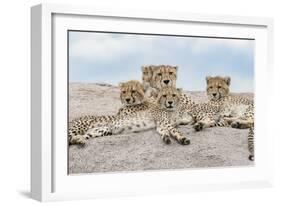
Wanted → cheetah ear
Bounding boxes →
[149,65,155,71]
[141,66,146,72]
[119,82,124,88]
[173,66,178,71]
[206,76,212,84]
[224,76,231,86]
[177,88,183,93]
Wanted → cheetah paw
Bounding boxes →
[163,136,172,144]
[71,135,86,145]
[179,137,190,145]
[194,122,204,131]
[248,155,254,161]
[231,121,241,128]
[231,121,249,129]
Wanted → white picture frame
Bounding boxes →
[31,3,274,202]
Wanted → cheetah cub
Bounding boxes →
[205,76,254,161]
[185,76,254,131]
[141,65,157,98]
[68,80,146,145]
[205,76,254,129]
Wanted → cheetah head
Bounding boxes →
[206,76,231,101]
[119,80,145,106]
[156,87,182,111]
[141,65,154,87]
[151,65,178,90]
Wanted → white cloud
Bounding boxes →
[69,32,254,92]
[70,33,163,61]
[69,32,253,62]
[187,38,254,54]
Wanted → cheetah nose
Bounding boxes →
[212,93,217,97]
[168,101,173,105]
[163,80,170,85]
[125,98,130,102]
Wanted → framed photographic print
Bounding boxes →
[31,3,274,201]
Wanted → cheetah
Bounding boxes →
[201,76,254,161]
[204,76,254,129]
[179,76,254,131]
[179,76,254,161]
[68,80,146,145]
[141,65,157,98]
[176,75,255,160]
[69,80,190,145]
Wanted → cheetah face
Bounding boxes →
[206,76,231,101]
[151,65,177,90]
[157,87,181,111]
[141,66,154,87]
[119,80,145,106]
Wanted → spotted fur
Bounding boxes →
[248,126,254,161]
[86,86,190,145]
[69,81,190,145]
[68,80,145,145]
[204,76,254,161]
[205,76,254,129]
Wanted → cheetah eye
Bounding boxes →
[131,90,136,93]
[172,94,176,97]
[143,72,147,74]
[122,91,126,94]
[169,72,173,75]
[218,86,222,89]
[209,86,213,89]
[158,73,162,76]
[163,95,167,98]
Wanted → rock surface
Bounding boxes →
[68,83,254,174]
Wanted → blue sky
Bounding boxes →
[69,31,254,92]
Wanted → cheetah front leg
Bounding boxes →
[156,124,190,145]
[169,126,190,145]
[156,125,172,144]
